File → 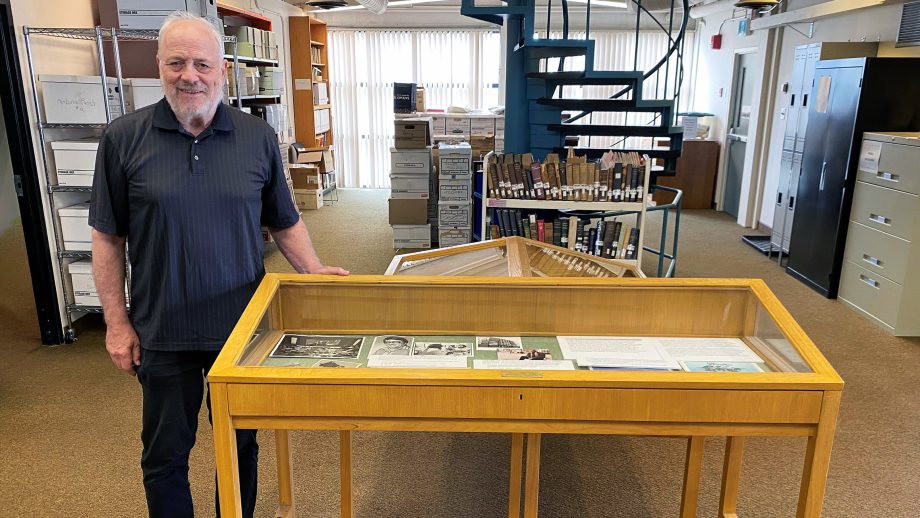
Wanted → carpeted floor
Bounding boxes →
[0,187,918,517]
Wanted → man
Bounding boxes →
[89,11,347,518]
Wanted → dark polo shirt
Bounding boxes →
[89,98,300,351]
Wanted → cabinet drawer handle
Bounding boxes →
[862,254,882,267]
[859,274,880,289]
[869,213,891,225]
[876,171,899,182]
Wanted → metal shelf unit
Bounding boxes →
[23,26,241,341]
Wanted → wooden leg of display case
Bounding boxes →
[522,433,542,518]
[211,383,242,518]
[340,430,354,518]
[719,436,745,518]
[274,430,295,518]
[680,436,705,518]
[796,392,841,518]
[508,433,525,518]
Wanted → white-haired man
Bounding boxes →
[89,11,347,517]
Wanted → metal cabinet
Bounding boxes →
[771,42,877,257]
[839,132,920,336]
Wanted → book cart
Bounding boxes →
[208,275,843,518]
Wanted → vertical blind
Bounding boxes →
[328,29,694,188]
[328,29,501,188]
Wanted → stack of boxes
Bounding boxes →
[288,146,334,211]
[437,143,473,247]
[224,26,278,61]
[427,112,504,158]
[390,117,435,249]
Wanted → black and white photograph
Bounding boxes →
[369,335,415,356]
[269,334,364,359]
[475,336,523,350]
[412,342,473,356]
[312,360,362,368]
[497,348,553,361]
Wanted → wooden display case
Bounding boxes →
[209,275,843,518]
[385,236,644,278]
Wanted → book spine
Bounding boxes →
[594,220,605,256]
[537,219,545,242]
[612,163,623,202]
[626,227,639,259]
[531,163,545,200]
[587,228,597,256]
[559,217,569,248]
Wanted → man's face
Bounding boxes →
[157,21,226,123]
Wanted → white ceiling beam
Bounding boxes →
[750,0,906,30]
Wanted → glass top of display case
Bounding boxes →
[209,275,842,390]
[385,237,643,278]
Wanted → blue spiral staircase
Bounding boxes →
[461,0,690,181]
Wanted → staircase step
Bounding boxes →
[526,71,643,86]
[459,0,530,24]
[536,98,673,113]
[547,124,682,137]
[515,39,592,59]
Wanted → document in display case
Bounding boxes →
[208,275,842,518]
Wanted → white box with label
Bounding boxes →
[127,78,164,110]
[438,143,472,180]
[438,178,471,202]
[67,260,99,306]
[437,202,472,228]
[430,115,447,136]
[470,116,495,137]
[390,175,430,199]
[445,116,471,137]
[50,139,98,187]
[393,224,432,249]
[438,227,471,248]
[58,202,92,251]
[40,75,132,124]
[391,148,432,176]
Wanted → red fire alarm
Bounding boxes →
[711,34,723,49]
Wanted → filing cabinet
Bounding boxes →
[839,132,920,336]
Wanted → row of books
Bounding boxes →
[489,210,639,260]
[486,152,645,202]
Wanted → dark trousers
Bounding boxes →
[137,349,258,518]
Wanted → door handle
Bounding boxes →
[869,213,891,225]
[777,192,783,204]
[862,254,883,267]
[876,171,899,182]
[788,196,795,210]
[859,274,880,289]
[819,162,827,191]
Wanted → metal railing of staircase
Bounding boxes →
[563,0,690,126]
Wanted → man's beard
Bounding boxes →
[164,81,222,126]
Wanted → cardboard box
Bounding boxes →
[430,115,447,136]
[438,227,472,248]
[127,78,163,110]
[390,148,432,176]
[438,143,472,180]
[292,147,334,173]
[67,260,98,305]
[437,202,472,228]
[58,202,92,251]
[393,224,431,249]
[289,164,321,190]
[394,117,433,149]
[438,178,472,202]
[470,116,495,137]
[445,116,471,137]
[388,198,429,225]
[294,189,323,210]
[390,175,429,199]
[50,139,98,187]
[415,85,426,113]
[40,75,131,124]
[495,117,505,138]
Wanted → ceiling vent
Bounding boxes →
[306,1,348,9]
[898,1,920,47]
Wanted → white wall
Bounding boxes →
[692,1,920,229]
[0,100,18,233]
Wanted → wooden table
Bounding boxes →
[208,275,843,518]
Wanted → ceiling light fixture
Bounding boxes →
[569,0,629,8]
[318,0,451,13]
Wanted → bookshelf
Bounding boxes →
[290,17,334,148]
[479,156,651,270]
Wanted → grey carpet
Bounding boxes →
[0,187,918,517]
